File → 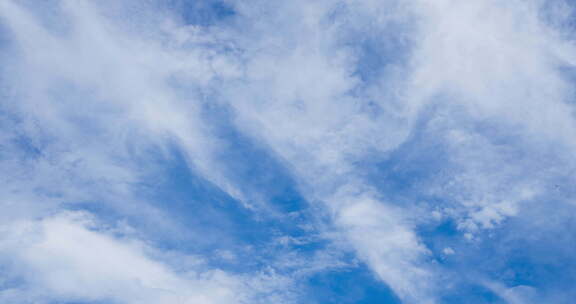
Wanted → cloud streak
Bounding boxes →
[1,0,576,303]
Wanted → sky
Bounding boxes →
[0,0,576,303]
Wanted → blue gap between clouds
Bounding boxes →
[168,0,235,26]
[304,263,401,304]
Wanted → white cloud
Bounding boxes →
[220,0,576,301]
[0,211,250,304]
[410,0,576,145]
[331,187,434,302]
[1,0,576,303]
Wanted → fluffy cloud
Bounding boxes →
[0,212,248,303]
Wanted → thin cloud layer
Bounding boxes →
[0,0,576,303]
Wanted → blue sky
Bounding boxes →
[0,0,576,303]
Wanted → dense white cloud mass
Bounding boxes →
[0,212,247,303]
[0,0,576,303]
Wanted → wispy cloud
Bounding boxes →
[1,0,576,303]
